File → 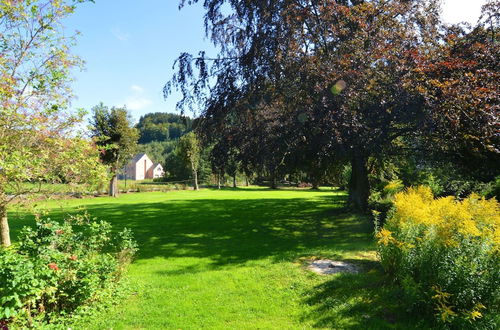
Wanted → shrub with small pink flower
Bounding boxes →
[0,213,137,327]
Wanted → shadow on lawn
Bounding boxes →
[9,190,422,328]
[10,192,372,270]
[302,268,432,329]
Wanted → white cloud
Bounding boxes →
[130,85,144,93]
[111,27,130,41]
[123,85,153,111]
[125,97,153,110]
[441,0,487,25]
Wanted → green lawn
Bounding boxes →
[10,188,427,329]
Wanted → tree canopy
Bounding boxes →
[0,0,105,246]
[90,103,139,197]
[177,132,202,190]
[168,0,499,209]
[136,112,193,144]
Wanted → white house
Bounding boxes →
[149,163,165,179]
[121,153,164,180]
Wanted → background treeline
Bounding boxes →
[136,112,193,144]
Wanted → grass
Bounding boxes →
[9,187,429,329]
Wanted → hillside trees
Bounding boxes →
[137,140,177,164]
[90,104,139,197]
[136,112,192,143]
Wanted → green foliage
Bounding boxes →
[135,112,192,144]
[0,213,137,326]
[136,140,177,165]
[483,176,500,200]
[398,159,497,198]
[377,187,500,328]
[177,132,200,169]
[164,147,192,181]
[90,103,139,171]
[0,0,107,246]
[369,179,405,222]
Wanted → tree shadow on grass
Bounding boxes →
[10,192,373,271]
[301,265,433,329]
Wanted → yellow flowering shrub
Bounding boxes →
[377,186,500,327]
[383,179,405,196]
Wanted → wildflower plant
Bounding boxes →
[376,186,499,327]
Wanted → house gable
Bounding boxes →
[123,153,154,180]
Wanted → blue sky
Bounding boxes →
[65,0,487,123]
[65,0,214,123]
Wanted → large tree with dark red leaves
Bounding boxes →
[409,2,499,178]
[167,0,498,209]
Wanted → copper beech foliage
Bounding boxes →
[409,3,499,164]
[168,0,499,208]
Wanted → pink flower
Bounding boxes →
[48,263,59,271]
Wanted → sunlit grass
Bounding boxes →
[10,188,429,329]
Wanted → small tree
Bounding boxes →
[90,104,139,197]
[0,0,104,247]
[178,132,201,190]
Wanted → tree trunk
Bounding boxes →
[245,175,249,187]
[0,205,11,247]
[217,171,221,189]
[348,153,370,210]
[232,174,237,188]
[192,164,199,190]
[312,180,320,190]
[270,170,278,189]
[109,174,118,197]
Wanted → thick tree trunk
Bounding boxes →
[245,175,249,187]
[270,170,278,189]
[0,205,11,247]
[348,153,370,210]
[217,172,221,189]
[109,174,118,197]
[232,174,237,188]
[312,180,320,190]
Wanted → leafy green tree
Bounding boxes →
[164,148,192,182]
[0,0,104,247]
[177,132,201,190]
[90,104,139,197]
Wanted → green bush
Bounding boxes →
[0,213,137,327]
[369,179,405,225]
[376,187,500,328]
[482,175,500,200]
